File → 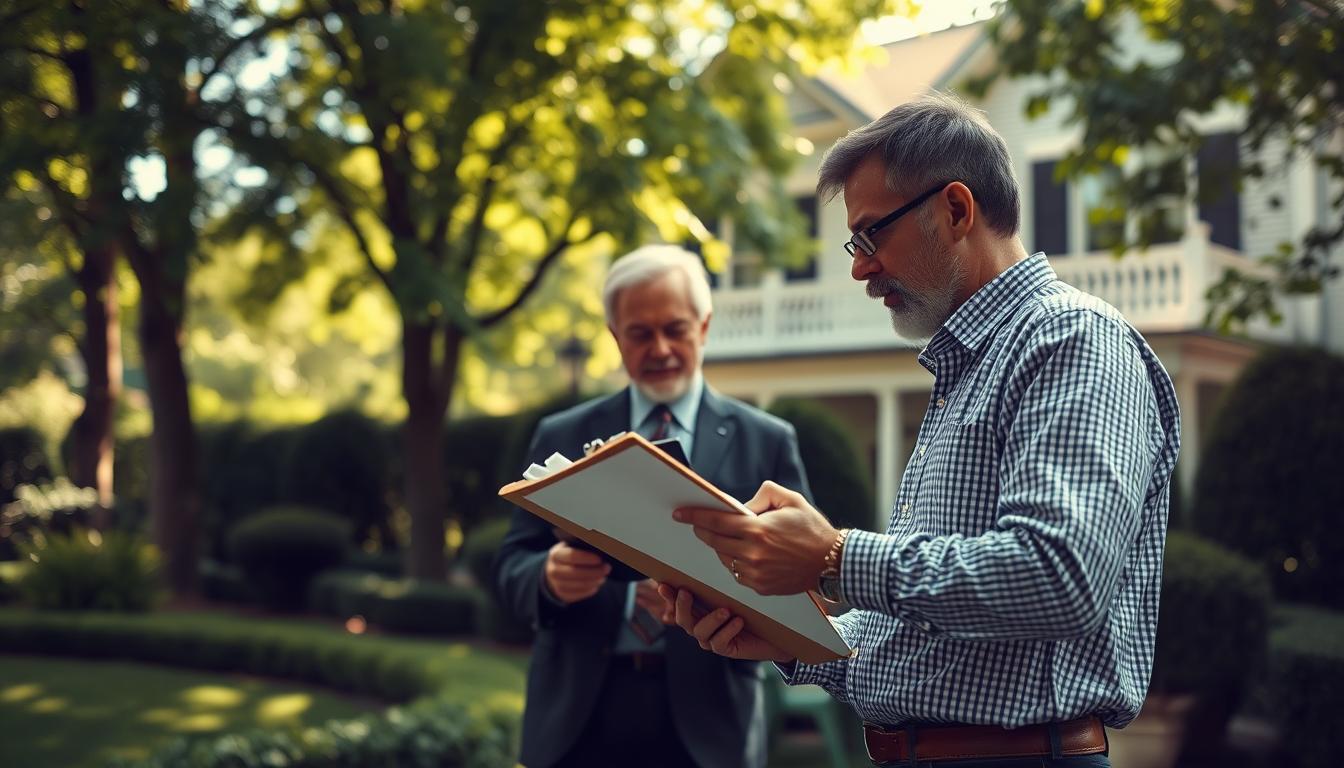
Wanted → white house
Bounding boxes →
[700,20,1344,528]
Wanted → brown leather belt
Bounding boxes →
[863,716,1106,764]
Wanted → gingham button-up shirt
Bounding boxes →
[783,253,1180,729]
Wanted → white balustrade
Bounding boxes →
[705,227,1278,360]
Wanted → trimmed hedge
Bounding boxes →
[768,398,876,532]
[1191,346,1344,607]
[107,699,517,768]
[308,570,482,636]
[0,608,524,768]
[1150,532,1271,695]
[459,519,533,645]
[1266,605,1344,768]
[287,410,394,548]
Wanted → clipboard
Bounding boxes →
[499,431,851,664]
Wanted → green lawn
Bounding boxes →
[0,654,378,768]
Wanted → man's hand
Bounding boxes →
[672,481,838,595]
[657,585,795,663]
[635,578,676,624]
[543,541,610,603]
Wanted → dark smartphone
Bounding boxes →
[551,528,645,582]
[651,437,690,468]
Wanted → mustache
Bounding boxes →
[866,277,904,300]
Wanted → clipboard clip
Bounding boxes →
[582,431,628,456]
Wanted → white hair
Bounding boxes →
[602,244,713,323]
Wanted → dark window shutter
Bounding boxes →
[785,195,819,282]
[1198,132,1242,251]
[1032,160,1069,255]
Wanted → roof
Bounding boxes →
[809,21,988,122]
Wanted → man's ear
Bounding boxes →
[698,311,713,339]
[943,181,975,242]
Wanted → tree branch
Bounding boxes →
[449,119,527,269]
[477,214,594,330]
[198,13,314,96]
[305,160,395,295]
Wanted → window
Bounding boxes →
[784,195,819,282]
[1031,160,1069,255]
[1197,132,1242,250]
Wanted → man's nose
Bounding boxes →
[650,333,672,356]
[851,251,879,281]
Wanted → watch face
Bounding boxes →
[819,574,842,603]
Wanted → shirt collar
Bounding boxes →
[630,371,704,433]
[930,252,1057,356]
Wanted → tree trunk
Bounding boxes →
[401,320,460,581]
[138,283,200,598]
[69,243,121,527]
[64,2,122,529]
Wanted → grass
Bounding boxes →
[0,654,373,768]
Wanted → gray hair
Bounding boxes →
[603,244,713,323]
[817,92,1020,237]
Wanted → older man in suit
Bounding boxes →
[493,244,812,768]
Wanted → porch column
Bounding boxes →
[1174,374,1201,506]
[875,388,901,529]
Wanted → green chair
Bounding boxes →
[765,675,851,768]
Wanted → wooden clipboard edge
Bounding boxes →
[498,433,849,665]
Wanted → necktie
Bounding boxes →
[649,404,673,441]
[629,404,674,645]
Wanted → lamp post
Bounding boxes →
[556,335,589,400]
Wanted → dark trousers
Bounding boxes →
[553,657,697,768]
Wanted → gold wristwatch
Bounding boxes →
[817,528,850,603]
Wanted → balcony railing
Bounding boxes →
[706,224,1281,360]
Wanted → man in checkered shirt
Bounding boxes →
[662,94,1180,767]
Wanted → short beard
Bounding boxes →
[867,220,964,342]
[634,375,690,404]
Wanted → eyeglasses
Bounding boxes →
[843,182,951,258]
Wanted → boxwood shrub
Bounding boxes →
[228,507,350,610]
[0,609,523,768]
[308,570,481,636]
[1265,605,1344,768]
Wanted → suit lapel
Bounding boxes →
[578,389,631,455]
[691,387,737,487]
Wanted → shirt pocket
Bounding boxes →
[917,421,1002,534]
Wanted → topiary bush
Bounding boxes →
[1191,346,1344,608]
[287,410,394,550]
[1150,531,1271,758]
[768,398,875,532]
[228,507,350,610]
[18,529,159,611]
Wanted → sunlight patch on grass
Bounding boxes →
[29,696,68,713]
[172,713,227,732]
[182,685,245,708]
[1,683,42,702]
[257,693,312,724]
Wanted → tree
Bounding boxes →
[981,0,1344,330]
[0,3,133,520]
[0,0,307,596]
[228,0,898,579]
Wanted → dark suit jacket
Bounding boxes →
[493,386,812,768]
